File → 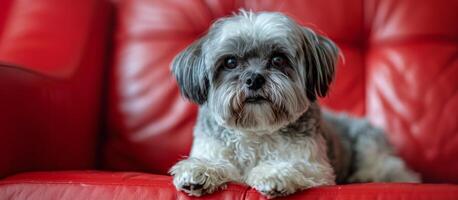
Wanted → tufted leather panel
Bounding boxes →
[105,0,367,175]
[365,0,458,182]
[105,0,458,183]
[0,0,457,199]
[367,43,458,182]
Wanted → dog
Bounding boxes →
[169,10,420,198]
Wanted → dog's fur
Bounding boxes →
[169,10,420,198]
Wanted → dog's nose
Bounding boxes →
[245,73,265,90]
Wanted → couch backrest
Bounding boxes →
[105,0,458,183]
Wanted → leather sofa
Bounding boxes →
[1,0,457,199]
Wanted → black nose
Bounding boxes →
[245,73,265,90]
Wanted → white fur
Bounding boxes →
[171,123,336,197]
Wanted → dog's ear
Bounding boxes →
[172,37,209,105]
[301,28,339,101]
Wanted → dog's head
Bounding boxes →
[172,11,338,133]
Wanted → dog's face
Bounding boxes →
[172,11,338,133]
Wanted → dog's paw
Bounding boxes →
[247,173,295,199]
[170,158,228,196]
[246,168,299,199]
[246,163,336,199]
[254,183,292,199]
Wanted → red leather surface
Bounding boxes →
[1,0,457,199]
[0,171,247,200]
[0,0,112,177]
[365,0,458,182]
[1,171,457,200]
[366,0,458,44]
[0,0,14,39]
[367,43,458,182]
[0,0,98,78]
[105,0,458,182]
[105,0,367,175]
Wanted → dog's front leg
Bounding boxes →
[246,160,335,198]
[170,136,240,196]
[246,134,336,199]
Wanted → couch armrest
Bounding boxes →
[0,0,112,178]
[0,0,97,78]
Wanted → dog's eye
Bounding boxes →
[271,54,286,67]
[223,56,238,69]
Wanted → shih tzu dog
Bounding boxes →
[169,10,420,198]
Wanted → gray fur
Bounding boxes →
[170,10,420,198]
[172,37,209,104]
[301,28,338,101]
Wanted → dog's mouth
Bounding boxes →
[244,96,269,104]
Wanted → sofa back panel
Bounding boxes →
[105,0,457,183]
[367,43,458,182]
[105,0,366,174]
[364,0,458,182]
[365,0,458,44]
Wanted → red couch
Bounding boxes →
[1,0,457,199]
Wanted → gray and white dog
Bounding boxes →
[169,11,420,198]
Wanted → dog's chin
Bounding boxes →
[219,97,300,134]
[210,87,310,134]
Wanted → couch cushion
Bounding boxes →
[1,172,457,200]
[0,172,247,200]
